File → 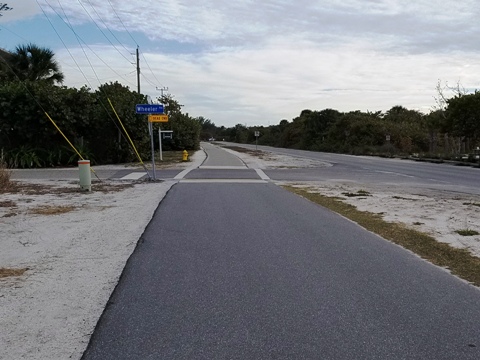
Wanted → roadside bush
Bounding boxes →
[0,156,11,192]
[5,146,43,168]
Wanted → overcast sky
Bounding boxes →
[1,0,480,127]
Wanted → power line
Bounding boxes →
[141,52,165,89]
[0,24,29,42]
[41,0,136,88]
[106,0,166,90]
[85,0,132,54]
[107,0,138,45]
[35,0,141,158]
[74,0,134,64]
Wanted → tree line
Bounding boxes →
[202,94,480,161]
[1,43,479,168]
[0,44,201,168]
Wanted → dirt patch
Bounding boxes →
[0,161,12,192]
[29,205,77,216]
[2,180,134,196]
[222,146,271,159]
[90,182,134,193]
[0,200,16,207]
[0,268,28,279]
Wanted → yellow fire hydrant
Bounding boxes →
[182,150,189,162]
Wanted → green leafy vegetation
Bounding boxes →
[455,229,480,236]
[2,42,479,168]
[342,190,371,197]
[283,186,480,287]
[0,43,205,168]
[213,104,479,163]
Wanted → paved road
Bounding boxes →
[10,142,480,196]
[222,142,480,194]
[82,144,480,359]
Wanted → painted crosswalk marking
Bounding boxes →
[120,172,147,180]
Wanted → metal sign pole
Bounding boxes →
[158,126,163,161]
[149,121,156,180]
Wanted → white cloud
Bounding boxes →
[5,1,480,126]
[0,0,40,23]
[57,32,480,126]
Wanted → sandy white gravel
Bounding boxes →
[0,180,175,360]
[1,145,479,359]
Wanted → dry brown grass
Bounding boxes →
[222,146,269,159]
[0,268,28,278]
[0,200,16,207]
[283,185,480,287]
[29,205,76,216]
[3,181,133,196]
[91,182,133,193]
[0,160,12,193]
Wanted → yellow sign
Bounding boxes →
[148,114,168,123]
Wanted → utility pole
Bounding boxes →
[156,86,169,102]
[136,46,140,93]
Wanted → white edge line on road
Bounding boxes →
[179,179,267,184]
[199,166,248,170]
[254,169,270,180]
[120,172,147,180]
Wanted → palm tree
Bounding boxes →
[6,43,64,84]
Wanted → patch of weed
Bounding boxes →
[0,268,28,278]
[463,202,480,208]
[343,190,371,197]
[29,205,76,216]
[222,146,266,157]
[2,212,17,218]
[0,160,12,193]
[393,196,418,201]
[456,229,480,236]
[0,200,16,207]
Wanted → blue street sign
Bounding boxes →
[135,104,164,114]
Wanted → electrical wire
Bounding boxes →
[141,52,165,89]
[106,0,137,45]
[75,0,134,64]
[0,25,29,42]
[47,0,136,87]
[36,0,147,171]
[106,0,166,89]
[85,0,132,54]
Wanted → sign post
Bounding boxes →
[137,104,165,180]
[149,121,156,180]
[254,131,260,151]
[158,130,173,161]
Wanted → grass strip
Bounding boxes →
[283,185,480,287]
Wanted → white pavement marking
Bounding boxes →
[179,179,267,184]
[174,168,194,180]
[119,172,147,180]
[199,165,248,169]
[254,169,270,180]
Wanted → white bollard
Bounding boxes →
[78,160,91,191]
